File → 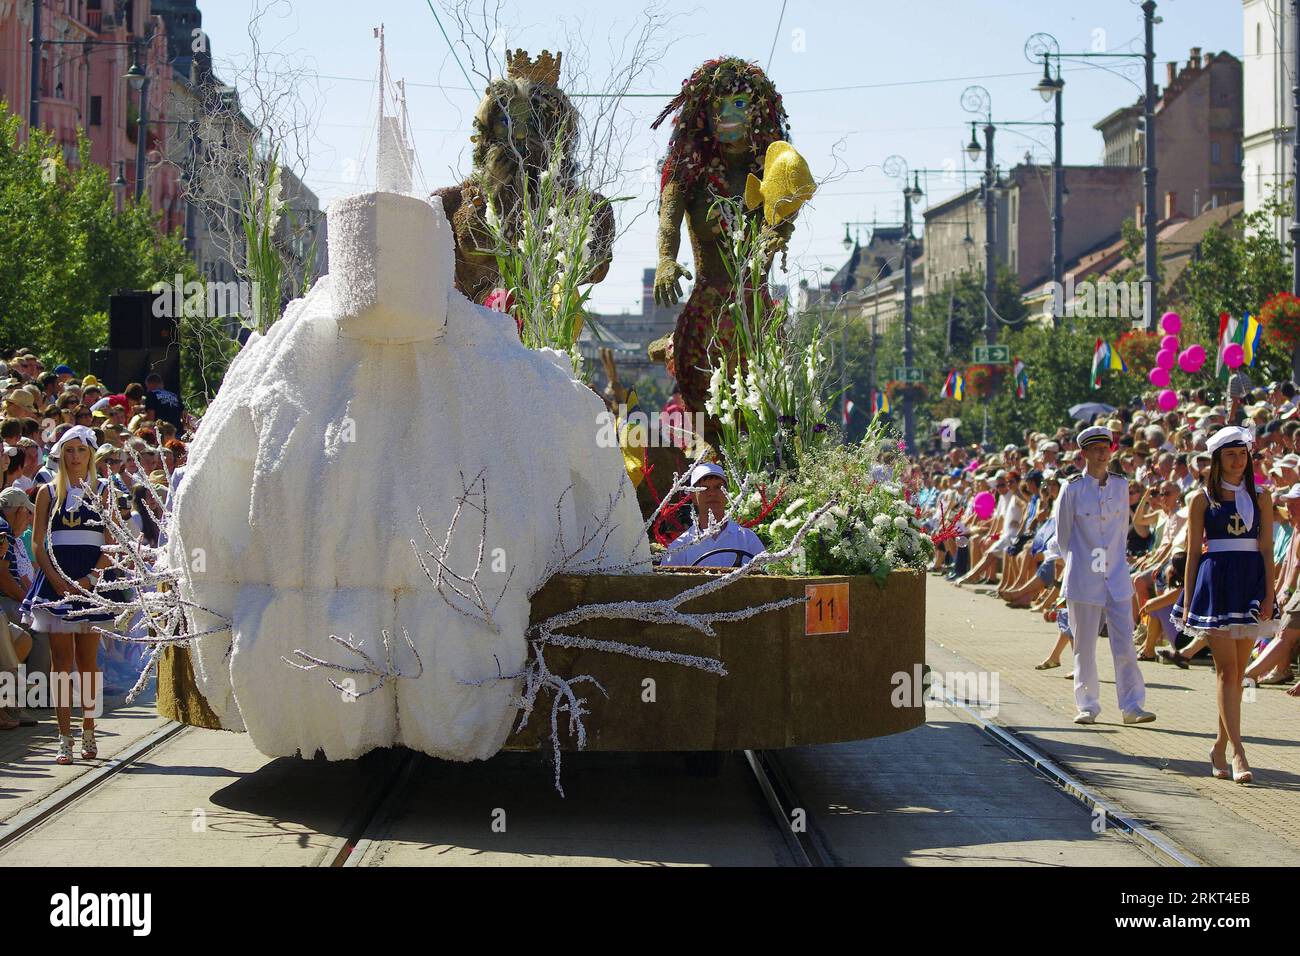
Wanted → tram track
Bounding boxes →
[939,692,1199,867]
[743,749,836,867]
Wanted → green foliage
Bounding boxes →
[733,419,933,580]
[1171,187,1293,382]
[868,266,1027,446]
[241,141,287,333]
[0,109,194,371]
[706,198,837,478]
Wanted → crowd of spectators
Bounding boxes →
[0,347,189,737]
[913,383,1300,698]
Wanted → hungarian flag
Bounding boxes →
[841,397,855,426]
[941,369,965,401]
[1217,312,1263,379]
[1091,338,1126,389]
[1013,357,1029,399]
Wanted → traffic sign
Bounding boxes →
[893,367,924,382]
[973,345,1010,364]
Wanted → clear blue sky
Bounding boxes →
[202,0,1243,315]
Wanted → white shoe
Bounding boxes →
[81,727,98,759]
[55,735,74,765]
[1073,710,1098,724]
[1122,709,1156,725]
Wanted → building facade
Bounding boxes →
[1095,47,1243,218]
[1242,0,1296,243]
[0,0,182,232]
[921,163,1143,297]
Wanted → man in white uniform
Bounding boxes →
[1054,425,1156,725]
[660,462,765,568]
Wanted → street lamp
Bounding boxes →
[124,38,151,201]
[883,154,918,454]
[111,161,127,189]
[1023,10,1159,330]
[124,58,146,91]
[960,86,998,356]
[1034,57,1060,102]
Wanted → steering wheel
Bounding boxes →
[690,548,756,568]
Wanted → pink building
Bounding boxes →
[0,0,181,233]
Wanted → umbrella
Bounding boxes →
[1068,402,1116,422]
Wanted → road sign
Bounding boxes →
[973,344,1011,364]
[893,367,924,382]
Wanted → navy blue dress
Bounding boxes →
[1173,488,1267,636]
[21,480,114,627]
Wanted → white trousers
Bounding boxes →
[1065,595,1146,716]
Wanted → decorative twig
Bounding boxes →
[282,627,422,700]
[411,468,514,632]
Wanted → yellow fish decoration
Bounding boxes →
[744,141,816,226]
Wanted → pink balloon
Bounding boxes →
[1149,366,1170,387]
[1177,350,1198,374]
[1161,312,1182,335]
[1160,334,1179,351]
[1187,343,1206,363]
[1223,343,1245,369]
[1156,348,1176,370]
[972,491,996,521]
[1157,389,1179,412]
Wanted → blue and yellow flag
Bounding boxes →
[1091,338,1126,389]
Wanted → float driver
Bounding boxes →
[660,462,764,569]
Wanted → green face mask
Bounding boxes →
[711,92,750,145]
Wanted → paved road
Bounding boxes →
[0,703,1154,867]
[929,575,1300,866]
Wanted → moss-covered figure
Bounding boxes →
[651,57,797,425]
[434,49,614,305]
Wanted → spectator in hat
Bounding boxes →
[3,389,35,420]
[2,445,23,489]
[52,365,75,386]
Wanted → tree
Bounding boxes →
[0,108,194,377]
[1171,187,1292,383]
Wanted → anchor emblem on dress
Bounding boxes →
[1226,513,1247,536]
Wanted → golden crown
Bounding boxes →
[505,48,561,86]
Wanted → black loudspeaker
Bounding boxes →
[150,311,178,350]
[108,291,154,350]
[88,348,146,393]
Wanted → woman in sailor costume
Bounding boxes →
[21,426,115,766]
[1173,426,1274,785]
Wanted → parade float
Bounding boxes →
[59,49,930,794]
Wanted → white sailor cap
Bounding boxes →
[1077,425,1113,449]
[1206,425,1254,454]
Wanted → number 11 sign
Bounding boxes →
[805,583,850,635]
